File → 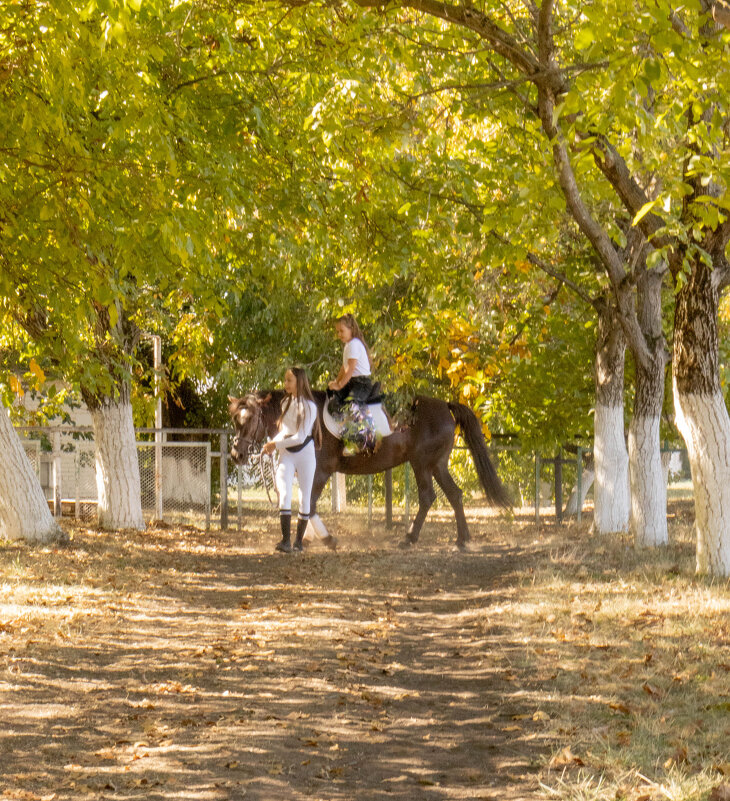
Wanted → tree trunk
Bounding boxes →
[88,388,145,531]
[673,261,730,576]
[628,269,668,547]
[629,414,667,547]
[593,300,630,534]
[0,404,65,543]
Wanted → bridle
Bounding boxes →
[233,399,267,456]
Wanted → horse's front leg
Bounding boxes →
[306,467,337,550]
[401,464,437,547]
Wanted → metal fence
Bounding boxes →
[17,427,214,527]
[15,426,693,530]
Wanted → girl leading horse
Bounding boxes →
[229,389,510,550]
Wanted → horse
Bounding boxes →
[228,390,511,550]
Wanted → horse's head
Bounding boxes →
[228,392,276,464]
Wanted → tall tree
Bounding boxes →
[293,0,726,563]
[1,1,276,528]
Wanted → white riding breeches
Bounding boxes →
[275,440,316,516]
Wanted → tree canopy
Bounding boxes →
[3,0,729,454]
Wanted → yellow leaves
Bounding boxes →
[9,374,23,396]
[29,358,45,385]
[8,360,45,396]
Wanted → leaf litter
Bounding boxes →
[1,500,729,800]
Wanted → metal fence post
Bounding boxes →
[220,433,228,530]
[576,446,583,523]
[237,464,243,532]
[534,453,541,525]
[555,450,563,524]
[385,469,393,529]
[52,430,62,517]
[404,464,411,529]
[367,474,373,530]
[153,336,163,524]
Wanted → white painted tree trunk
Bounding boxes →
[91,397,145,530]
[593,403,630,534]
[628,414,668,547]
[0,404,63,543]
[673,385,730,576]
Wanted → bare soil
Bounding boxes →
[2,501,723,801]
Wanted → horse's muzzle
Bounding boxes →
[230,436,251,465]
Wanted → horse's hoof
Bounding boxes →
[398,539,414,550]
[456,541,471,553]
[275,541,292,553]
[321,535,338,551]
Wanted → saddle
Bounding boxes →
[323,383,392,456]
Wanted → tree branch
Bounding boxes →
[711,0,730,30]
[525,253,594,306]
[353,0,547,83]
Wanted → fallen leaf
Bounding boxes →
[709,784,730,801]
[549,747,584,769]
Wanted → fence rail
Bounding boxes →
[15,426,693,530]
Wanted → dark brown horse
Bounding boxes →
[228,391,510,549]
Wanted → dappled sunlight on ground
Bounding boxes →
[1,500,729,801]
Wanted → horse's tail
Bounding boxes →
[448,402,512,510]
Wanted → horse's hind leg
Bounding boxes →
[434,461,471,549]
[403,465,437,546]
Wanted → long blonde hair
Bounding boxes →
[336,313,372,369]
[278,367,322,448]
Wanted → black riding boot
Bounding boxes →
[276,512,292,553]
[292,516,308,552]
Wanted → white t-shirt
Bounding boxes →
[271,398,317,450]
[343,338,371,377]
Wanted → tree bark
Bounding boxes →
[628,268,669,547]
[0,404,65,543]
[673,261,730,575]
[593,300,630,534]
[86,385,145,531]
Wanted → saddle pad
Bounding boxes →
[323,402,392,441]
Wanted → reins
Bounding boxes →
[258,448,279,508]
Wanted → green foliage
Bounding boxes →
[8,0,726,453]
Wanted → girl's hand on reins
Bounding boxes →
[262,441,276,455]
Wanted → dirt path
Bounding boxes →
[1,509,557,801]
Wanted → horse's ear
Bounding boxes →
[258,393,272,406]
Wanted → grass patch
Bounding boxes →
[512,504,730,801]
